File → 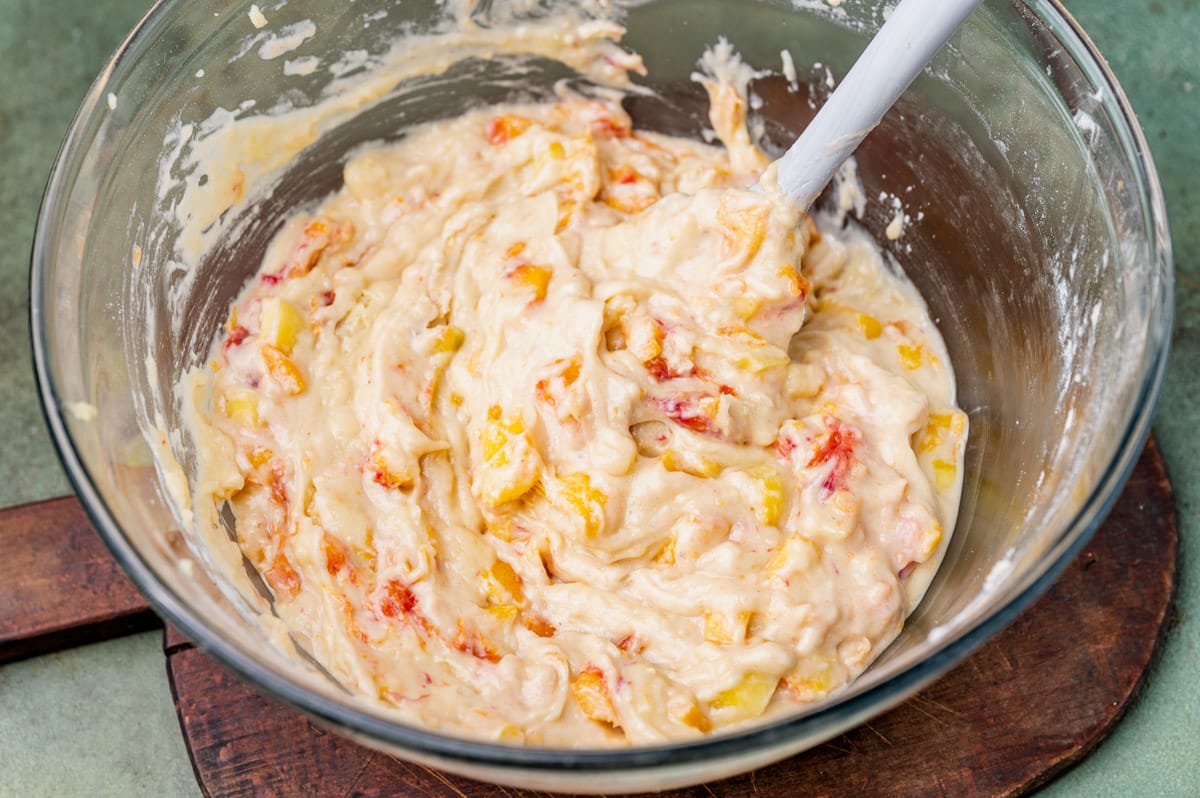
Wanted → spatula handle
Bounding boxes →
[774,0,986,208]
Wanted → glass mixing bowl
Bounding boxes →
[31,0,1171,791]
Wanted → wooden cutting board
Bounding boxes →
[0,438,1178,797]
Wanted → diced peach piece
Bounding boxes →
[679,702,713,733]
[898,344,923,370]
[785,363,824,399]
[928,412,953,429]
[653,536,676,565]
[559,472,607,538]
[247,447,273,469]
[920,522,944,560]
[717,194,769,262]
[485,518,514,542]
[261,345,306,395]
[369,451,412,490]
[782,662,834,703]
[508,264,552,303]
[453,619,501,663]
[487,603,520,622]
[703,611,752,645]
[933,459,957,491]
[535,356,582,408]
[778,265,809,300]
[479,408,541,506]
[572,665,619,727]
[281,218,354,277]
[264,552,301,601]
[523,614,556,638]
[733,342,790,373]
[742,464,784,526]
[483,559,524,605]
[224,388,260,426]
[432,325,465,353]
[858,314,883,340]
[602,166,659,214]
[917,414,950,453]
[661,449,722,479]
[259,297,304,354]
[555,199,576,233]
[486,114,534,145]
[709,673,778,721]
[733,295,761,321]
[950,411,967,436]
[481,409,519,463]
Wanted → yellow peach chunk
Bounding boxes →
[679,702,712,733]
[733,295,761,321]
[917,424,945,454]
[717,195,769,262]
[703,611,752,645]
[661,449,722,479]
[950,410,968,436]
[928,412,953,429]
[783,661,834,703]
[485,518,514,542]
[734,344,791,373]
[933,459,957,491]
[785,363,824,399]
[261,345,306,395]
[742,464,784,526]
[224,389,260,427]
[484,560,525,605]
[858,314,883,340]
[559,472,607,538]
[433,325,465,353]
[486,604,520,622]
[555,199,576,233]
[653,536,676,565]
[479,410,541,506]
[709,673,778,721]
[486,114,533,145]
[259,297,304,354]
[369,452,412,490]
[898,344,923,370]
[572,666,619,727]
[920,522,944,560]
[766,536,820,574]
[509,264,552,303]
[247,447,273,468]
[778,265,808,299]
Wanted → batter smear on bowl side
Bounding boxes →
[183,51,967,746]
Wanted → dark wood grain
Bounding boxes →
[166,439,1178,798]
[0,495,157,664]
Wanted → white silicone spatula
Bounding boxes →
[773,0,985,209]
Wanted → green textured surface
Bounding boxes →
[0,0,1195,796]
[0,633,199,797]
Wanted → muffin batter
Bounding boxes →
[184,84,966,745]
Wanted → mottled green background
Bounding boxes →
[0,0,1196,795]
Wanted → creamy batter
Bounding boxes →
[184,77,966,745]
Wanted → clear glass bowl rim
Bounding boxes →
[29,0,1174,774]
